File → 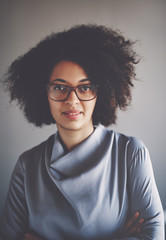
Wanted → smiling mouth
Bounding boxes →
[66,112,79,116]
[63,111,82,119]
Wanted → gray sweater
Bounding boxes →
[0,125,164,239]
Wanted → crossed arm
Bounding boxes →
[23,212,144,240]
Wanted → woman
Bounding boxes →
[0,24,164,240]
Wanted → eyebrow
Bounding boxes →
[51,78,90,83]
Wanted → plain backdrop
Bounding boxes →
[0,0,166,215]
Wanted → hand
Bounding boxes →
[121,211,144,237]
[23,233,42,240]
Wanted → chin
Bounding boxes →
[60,120,91,131]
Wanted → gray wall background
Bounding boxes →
[0,0,166,215]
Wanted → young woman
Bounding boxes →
[0,25,164,240]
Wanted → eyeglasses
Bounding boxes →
[47,83,97,101]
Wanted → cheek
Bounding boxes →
[48,99,61,117]
[85,99,97,115]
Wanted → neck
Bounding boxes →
[57,125,95,151]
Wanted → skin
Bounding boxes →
[23,61,144,239]
[48,61,97,150]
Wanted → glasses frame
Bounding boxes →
[47,83,98,102]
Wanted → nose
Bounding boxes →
[65,89,79,104]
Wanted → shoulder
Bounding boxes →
[110,131,151,169]
[9,134,55,188]
[18,134,55,167]
[105,128,152,173]
[102,125,146,149]
[101,126,149,161]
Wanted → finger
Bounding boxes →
[136,227,141,233]
[23,233,31,240]
[139,218,144,224]
[23,233,41,240]
[126,218,144,235]
[124,211,139,231]
[130,219,144,232]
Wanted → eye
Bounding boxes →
[78,85,91,93]
[53,84,68,93]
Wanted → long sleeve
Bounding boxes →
[0,157,29,240]
[113,139,165,240]
[0,126,164,240]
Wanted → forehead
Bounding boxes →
[49,61,88,84]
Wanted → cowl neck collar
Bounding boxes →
[49,125,109,178]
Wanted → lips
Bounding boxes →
[63,110,82,120]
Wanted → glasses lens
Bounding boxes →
[48,84,69,101]
[76,84,97,100]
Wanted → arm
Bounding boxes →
[22,212,144,240]
[0,157,29,240]
[114,140,164,239]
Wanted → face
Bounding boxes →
[48,61,97,134]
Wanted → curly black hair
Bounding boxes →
[3,24,139,127]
